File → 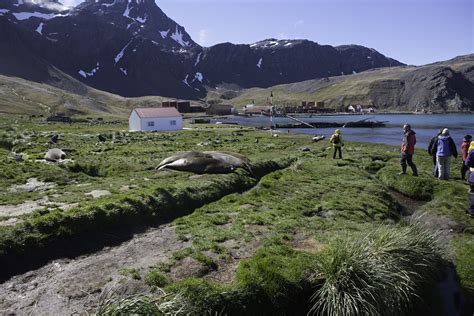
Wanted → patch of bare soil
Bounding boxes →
[9,178,56,193]
[168,257,210,282]
[205,235,265,284]
[0,225,190,315]
[0,197,77,225]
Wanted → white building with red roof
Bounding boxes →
[129,107,183,131]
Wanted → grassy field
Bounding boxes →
[0,115,472,314]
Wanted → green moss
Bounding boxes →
[377,163,436,200]
[145,269,169,288]
[451,234,474,297]
[119,268,141,280]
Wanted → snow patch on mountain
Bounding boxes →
[102,0,118,7]
[352,70,357,74]
[257,58,262,68]
[135,14,146,23]
[0,9,9,15]
[78,62,100,78]
[170,26,190,47]
[120,68,127,75]
[114,39,133,64]
[194,52,202,66]
[35,22,44,34]
[160,29,169,39]
[182,74,191,87]
[13,11,57,20]
[123,0,131,18]
[13,0,24,6]
[194,72,203,82]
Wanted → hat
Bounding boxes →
[335,129,340,134]
[442,128,449,135]
[464,134,472,140]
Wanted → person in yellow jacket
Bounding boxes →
[330,129,344,159]
[465,142,474,217]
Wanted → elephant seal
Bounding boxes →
[156,151,252,174]
[45,148,66,162]
[203,151,252,173]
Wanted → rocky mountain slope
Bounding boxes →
[229,54,474,112]
[0,74,166,116]
[0,0,402,99]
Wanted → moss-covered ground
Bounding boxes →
[0,115,472,314]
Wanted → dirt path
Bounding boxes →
[0,225,190,315]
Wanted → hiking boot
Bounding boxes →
[398,171,406,175]
[412,173,418,177]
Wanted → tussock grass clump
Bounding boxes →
[96,287,196,316]
[310,222,446,316]
[96,294,161,315]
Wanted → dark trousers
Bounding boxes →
[468,184,474,215]
[461,163,469,180]
[400,153,418,175]
[432,155,438,177]
[333,147,342,159]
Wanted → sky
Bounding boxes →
[66,0,473,65]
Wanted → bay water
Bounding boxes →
[215,113,474,149]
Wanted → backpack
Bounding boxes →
[468,152,474,168]
[332,135,340,144]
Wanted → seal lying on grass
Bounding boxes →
[156,151,252,174]
[44,148,66,162]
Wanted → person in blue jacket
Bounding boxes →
[435,128,458,180]
[465,142,474,217]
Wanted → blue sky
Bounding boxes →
[68,0,473,65]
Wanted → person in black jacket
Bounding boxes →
[428,128,443,177]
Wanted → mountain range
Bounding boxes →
[0,0,472,113]
[0,0,402,99]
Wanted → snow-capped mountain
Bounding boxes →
[0,0,403,99]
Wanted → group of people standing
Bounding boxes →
[328,125,473,216]
[399,124,474,217]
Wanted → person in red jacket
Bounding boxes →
[461,134,472,180]
[399,124,418,176]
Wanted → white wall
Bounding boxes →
[129,111,183,131]
[128,111,141,131]
[140,117,183,131]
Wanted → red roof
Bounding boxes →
[132,107,181,118]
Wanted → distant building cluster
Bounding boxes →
[346,104,376,113]
[161,101,204,113]
[46,113,71,123]
[243,101,337,115]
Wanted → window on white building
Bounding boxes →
[148,121,155,127]
[170,120,176,126]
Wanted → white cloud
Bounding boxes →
[197,28,210,46]
[294,19,304,28]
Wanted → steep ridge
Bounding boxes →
[230,54,474,112]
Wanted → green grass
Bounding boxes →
[0,116,472,314]
[310,222,445,316]
[451,234,474,296]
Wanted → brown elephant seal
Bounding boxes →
[45,148,66,162]
[156,151,252,174]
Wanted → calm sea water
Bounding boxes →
[214,114,474,148]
